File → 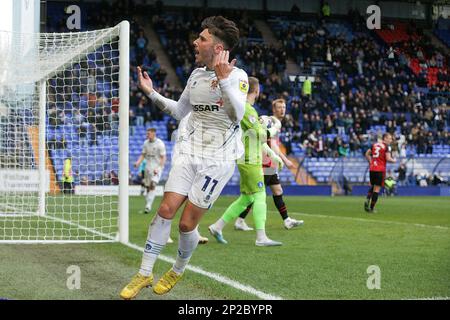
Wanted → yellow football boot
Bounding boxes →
[198,234,209,244]
[120,273,153,300]
[153,268,183,295]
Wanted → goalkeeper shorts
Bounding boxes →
[238,163,265,194]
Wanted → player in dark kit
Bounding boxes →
[364,133,397,213]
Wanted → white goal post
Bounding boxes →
[0,21,129,243]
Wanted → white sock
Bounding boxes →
[145,190,156,210]
[214,218,227,232]
[236,217,245,224]
[256,229,268,242]
[139,214,172,276]
[172,228,200,275]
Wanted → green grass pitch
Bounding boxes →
[0,195,449,300]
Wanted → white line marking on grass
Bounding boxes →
[404,296,450,300]
[125,242,283,300]
[13,214,283,300]
[287,211,449,231]
[213,205,449,231]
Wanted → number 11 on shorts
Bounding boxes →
[202,176,218,194]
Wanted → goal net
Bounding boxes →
[0,21,129,243]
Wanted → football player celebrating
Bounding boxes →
[120,16,247,299]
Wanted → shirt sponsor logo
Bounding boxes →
[193,104,220,112]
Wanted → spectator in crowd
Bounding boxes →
[432,171,447,186]
[395,161,407,186]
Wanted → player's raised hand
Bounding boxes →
[213,50,236,80]
[137,66,154,95]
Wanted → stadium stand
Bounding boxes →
[43,1,449,189]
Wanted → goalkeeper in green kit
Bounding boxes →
[208,77,283,246]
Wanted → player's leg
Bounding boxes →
[145,169,162,213]
[154,158,235,294]
[120,192,186,299]
[209,194,255,243]
[120,155,193,299]
[142,169,151,212]
[370,185,381,212]
[154,201,206,295]
[270,182,303,229]
[145,182,156,213]
[365,183,374,212]
[228,163,263,233]
[367,171,382,213]
[235,204,254,231]
[252,191,282,246]
[140,171,146,196]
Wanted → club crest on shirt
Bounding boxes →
[248,115,256,123]
[239,79,249,93]
[210,79,219,90]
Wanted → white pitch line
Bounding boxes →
[19,214,283,300]
[213,205,449,231]
[404,296,450,300]
[125,242,283,300]
[287,211,449,231]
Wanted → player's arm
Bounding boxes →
[137,66,192,120]
[159,154,166,168]
[215,51,246,122]
[270,140,295,169]
[386,152,396,163]
[365,148,372,163]
[134,154,144,168]
[157,143,167,173]
[242,109,269,142]
[262,143,283,170]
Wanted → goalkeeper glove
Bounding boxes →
[262,143,284,171]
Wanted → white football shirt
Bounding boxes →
[149,66,248,161]
[141,138,166,170]
[179,67,248,160]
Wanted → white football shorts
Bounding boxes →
[164,152,235,209]
[143,166,163,186]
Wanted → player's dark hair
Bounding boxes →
[147,128,156,132]
[201,16,239,51]
[248,77,259,94]
[382,133,391,140]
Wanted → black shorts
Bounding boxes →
[370,171,385,187]
[264,173,280,186]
